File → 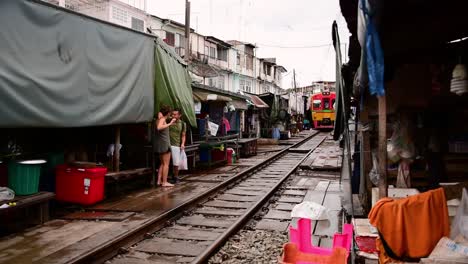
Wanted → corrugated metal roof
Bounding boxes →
[246,94,269,108]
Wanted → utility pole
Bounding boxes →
[185,0,191,63]
[293,69,298,116]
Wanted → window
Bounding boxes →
[209,78,217,88]
[65,0,78,10]
[131,17,144,32]
[265,65,272,76]
[323,99,330,110]
[240,79,252,93]
[218,76,225,89]
[217,47,228,62]
[262,84,270,93]
[245,80,252,93]
[112,6,127,24]
[313,99,321,110]
[237,52,241,65]
[177,34,186,48]
[246,55,253,70]
[209,47,216,58]
[164,31,175,46]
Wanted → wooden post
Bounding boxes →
[113,126,121,172]
[378,96,387,198]
[360,108,373,209]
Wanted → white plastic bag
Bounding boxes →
[179,151,188,171]
[451,188,468,241]
[291,201,329,220]
[0,187,15,201]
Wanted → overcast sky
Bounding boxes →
[147,0,350,88]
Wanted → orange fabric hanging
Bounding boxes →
[368,188,450,263]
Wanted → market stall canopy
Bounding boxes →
[193,91,232,102]
[154,38,196,127]
[229,100,248,110]
[0,0,154,127]
[245,94,269,108]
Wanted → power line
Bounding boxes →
[256,43,331,49]
[256,42,348,49]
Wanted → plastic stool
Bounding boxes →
[288,218,353,259]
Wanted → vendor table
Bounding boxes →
[196,135,239,168]
[0,192,55,235]
[237,138,258,158]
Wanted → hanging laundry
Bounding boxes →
[369,188,450,263]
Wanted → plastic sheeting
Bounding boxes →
[0,0,154,127]
[154,38,196,127]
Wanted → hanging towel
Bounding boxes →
[369,188,450,263]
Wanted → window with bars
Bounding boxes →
[217,47,228,62]
[164,31,175,46]
[131,17,144,32]
[209,47,216,59]
[112,6,127,24]
[240,79,252,93]
[218,76,225,89]
[209,78,217,88]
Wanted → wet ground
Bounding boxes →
[0,132,313,264]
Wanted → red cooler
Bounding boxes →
[55,164,106,205]
[227,149,234,164]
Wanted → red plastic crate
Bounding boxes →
[55,164,106,205]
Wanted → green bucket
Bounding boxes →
[8,160,46,195]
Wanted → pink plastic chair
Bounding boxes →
[289,218,353,260]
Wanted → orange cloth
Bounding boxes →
[368,188,450,263]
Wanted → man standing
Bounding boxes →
[169,108,186,183]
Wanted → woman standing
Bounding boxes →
[155,105,176,187]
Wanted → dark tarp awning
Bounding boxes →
[154,38,196,127]
[0,0,154,127]
[246,94,269,108]
[193,90,232,102]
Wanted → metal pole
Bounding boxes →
[185,0,191,62]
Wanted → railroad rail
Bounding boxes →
[75,131,327,264]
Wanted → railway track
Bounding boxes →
[76,131,327,264]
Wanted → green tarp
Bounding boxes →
[154,39,196,127]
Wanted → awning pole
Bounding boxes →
[113,126,121,172]
[378,96,387,198]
